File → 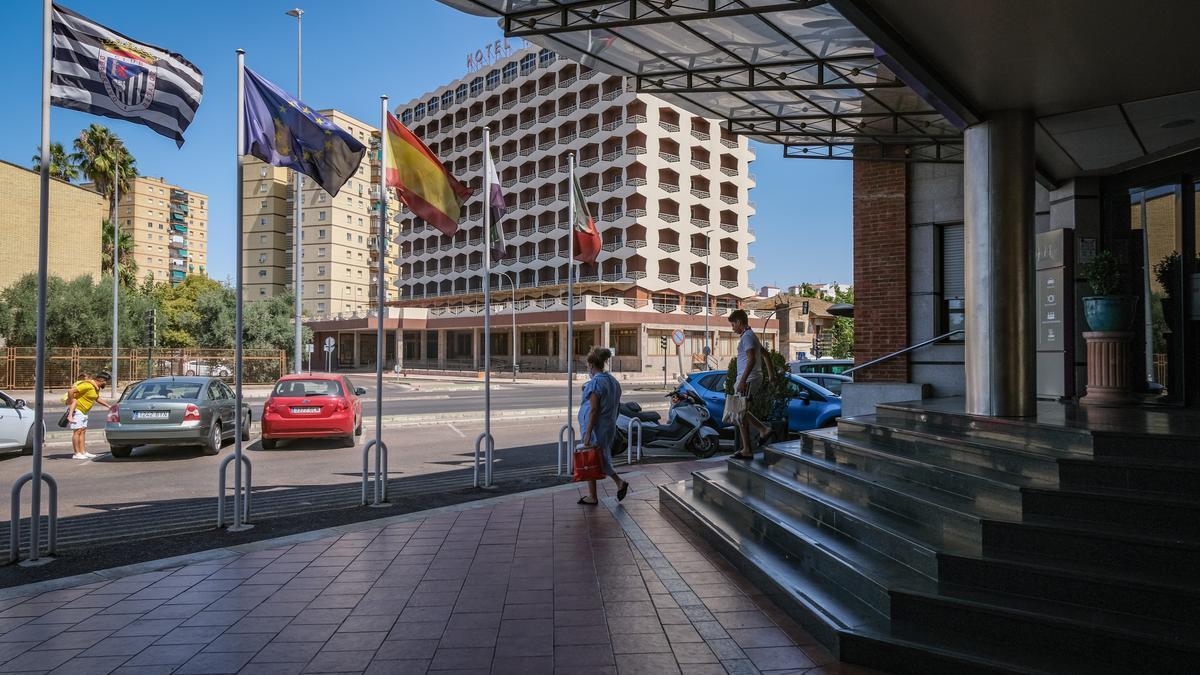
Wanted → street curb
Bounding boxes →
[0,473,647,601]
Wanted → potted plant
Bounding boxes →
[1082,250,1135,331]
[1154,251,1180,329]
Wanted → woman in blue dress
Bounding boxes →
[577,346,630,505]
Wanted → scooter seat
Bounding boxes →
[631,410,661,423]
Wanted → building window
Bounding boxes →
[485,69,500,90]
[795,321,806,334]
[414,103,425,120]
[538,49,555,66]
[520,53,536,74]
[257,270,268,278]
[502,62,517,82]
[318,211,326,221]
[614,328,637,356]
[318,284,325,293]
[258,253,268,263]
[346,232,352,241]
[469,76,483,96]
[260,167,267,177]
[942,223,966,338]
[455,84,468,103]
[317,302,326,312]
[428,96,439,113]
[318,247,326,257]
[401,109,413,125]
[318,266,326,275]
[441,91,453,108]
[260,217,267,225]
[260,200,267,208]
[318,229,326,239]
[259,235,267,244]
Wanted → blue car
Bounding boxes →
[683,370,842,433]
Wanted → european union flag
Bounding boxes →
[243,66,366,196]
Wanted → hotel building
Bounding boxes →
[242,109,399,315]
[114,175,209,285]
[307,47,772,374]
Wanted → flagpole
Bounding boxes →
[482,127,493,488]
[375,96,387,470]
[566,153,576,464]
[24,0,54,563]
[230,48,250,532]
[111,163,119,389]
[290,9,303,374]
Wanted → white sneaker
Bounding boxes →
[71,454,90,460]
[83,452,98,459]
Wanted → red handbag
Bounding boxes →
[572,446,605,482]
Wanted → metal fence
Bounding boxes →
[0,348,287,389]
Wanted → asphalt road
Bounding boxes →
[64,378,675,428]
[0,382,672,559]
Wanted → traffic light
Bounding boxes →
[145,309,157,346]
[659,336,668,350]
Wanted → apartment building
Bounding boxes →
[0,160,105,288]
[306,48,772,375]
[115,175,209,285]
[242,109,399,316]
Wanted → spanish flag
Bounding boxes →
[385,112,472,236]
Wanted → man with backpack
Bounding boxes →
[729,310,776,460]
[64,371,113,460]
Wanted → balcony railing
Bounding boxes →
[659,152,680,162]
[581,127,599,138]
[720,166,737,176]
[601,210,624,222]
[580,97,599,109]
[690,189,711,199]
[559,105,577,117]
[720,195,737,204]
[662,183,680,193]
[626,239,647,249]
[560,75,577,87]
[690,159,710,170]
[602,180,623,191]
[720,222,738,232]
[627,177,648,187]
[559,133,578,144]
[661,213,680,223]
[601,150,622,161]
[720,250,738,260]
[519,92,535,103]
[601,241,623,252]
[628,114,647,124]
[690,218,709,227]
[538,141,555,151]
[720,279,737,288]
[720,138,737,148]
[690,276,708,285]
[691,130,710,141]
[626,208,647,218]
[581,156,599,167]
[690,247,708,256]
[538,112,555,124]
[539,168,556,178]
[582,185,600,196]
[659,121,680,133]
[658,242,680,252]
[628,146,647,155]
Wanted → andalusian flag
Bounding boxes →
[570,173,602,263]
[485,145,508,261]
[385,112,472,236]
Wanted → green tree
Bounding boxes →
[828,317,854,359]
[797,283,818,298]
[101,221,139,287]
[154,276,232,348]
[834,285,854,304]
[31,142,79,181]
[71,124,137,205]
[243,291,312,358]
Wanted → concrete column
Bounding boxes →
[472,327,481,370]
[394,325,403,371]
[437,329,447,369]
[352,332,361,367]
[557,326,568,371]
[601,321,611,349]
[964,110,1036,417]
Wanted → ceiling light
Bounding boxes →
[1161,118,1195,129]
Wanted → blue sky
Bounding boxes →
[0,0,852,289]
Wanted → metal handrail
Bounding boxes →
[843,330,964,376]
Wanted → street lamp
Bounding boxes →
[496,270,518,383]
[701,224,713,367]
[286,8,303,373]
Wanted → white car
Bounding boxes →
[0,390,38,455]
[183,361,232,377]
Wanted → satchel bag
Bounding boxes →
[57,411,70,428]
[722,393,747,424]
[572,445,606,482]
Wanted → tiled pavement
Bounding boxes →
[0,461,883,674]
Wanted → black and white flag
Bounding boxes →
[50,3,203,147]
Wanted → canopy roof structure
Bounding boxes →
[438,0,963,163]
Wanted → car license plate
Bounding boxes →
[291,407,321,414]
[133,411,169,420]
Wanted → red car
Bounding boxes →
[260,374,366,448]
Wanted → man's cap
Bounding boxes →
[95,370,112,380]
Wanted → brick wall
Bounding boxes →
[0,160,105,289]
[853,153,909,382]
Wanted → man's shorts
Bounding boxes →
[69,410,89,430]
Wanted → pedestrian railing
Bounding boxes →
[625,418,643,465]
[9,470,57,564]
[361,439,389,507]
[216,453,252,529]
[473,431,495,489]
[557,424,576,476]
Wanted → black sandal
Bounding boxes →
[617,481,629,502]
[577,497,598,505]
[731,452,754,461]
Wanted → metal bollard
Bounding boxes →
[361,439,390,507]
[557,423,576,476]
[216,454,252,528]
[9,472,57,564]
[625,418,643,465]
[473,432,495,489]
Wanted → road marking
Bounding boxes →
[446,423,465,438]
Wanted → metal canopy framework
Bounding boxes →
[438,0,963,162]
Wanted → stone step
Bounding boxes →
[1058,456,1200,496]
[803,428,1035,510]
[938,553,1200,627]
[689,466,935,616]
[890,586,1200,673]
[723,456,960,579]
[1021,486,1200,539]
[838,415,1064,484]
[874,401,1094,455]
[660,479,1122,675]
[983,518,1200,587]
[657,478,886,651]
[760,442,1015,549]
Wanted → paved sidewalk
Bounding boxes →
[0,461,880,674]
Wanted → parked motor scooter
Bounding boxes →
[614,385,720,459]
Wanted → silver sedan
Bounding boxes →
[104,377,251,458]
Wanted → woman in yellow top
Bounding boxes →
[65,370,112,460]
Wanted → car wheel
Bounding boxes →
[21,426,35,456]
[341,435,356,448]
[354,417,363,436]
[241,413,251,441]
[261,438,277,450]
[110,445,132,459]
[185,369,196,376]
[689,433,718,459]
[203,422,222,456]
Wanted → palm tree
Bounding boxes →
[71,124,137,202]
[101,220,139,287]
[30,142,79,181]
